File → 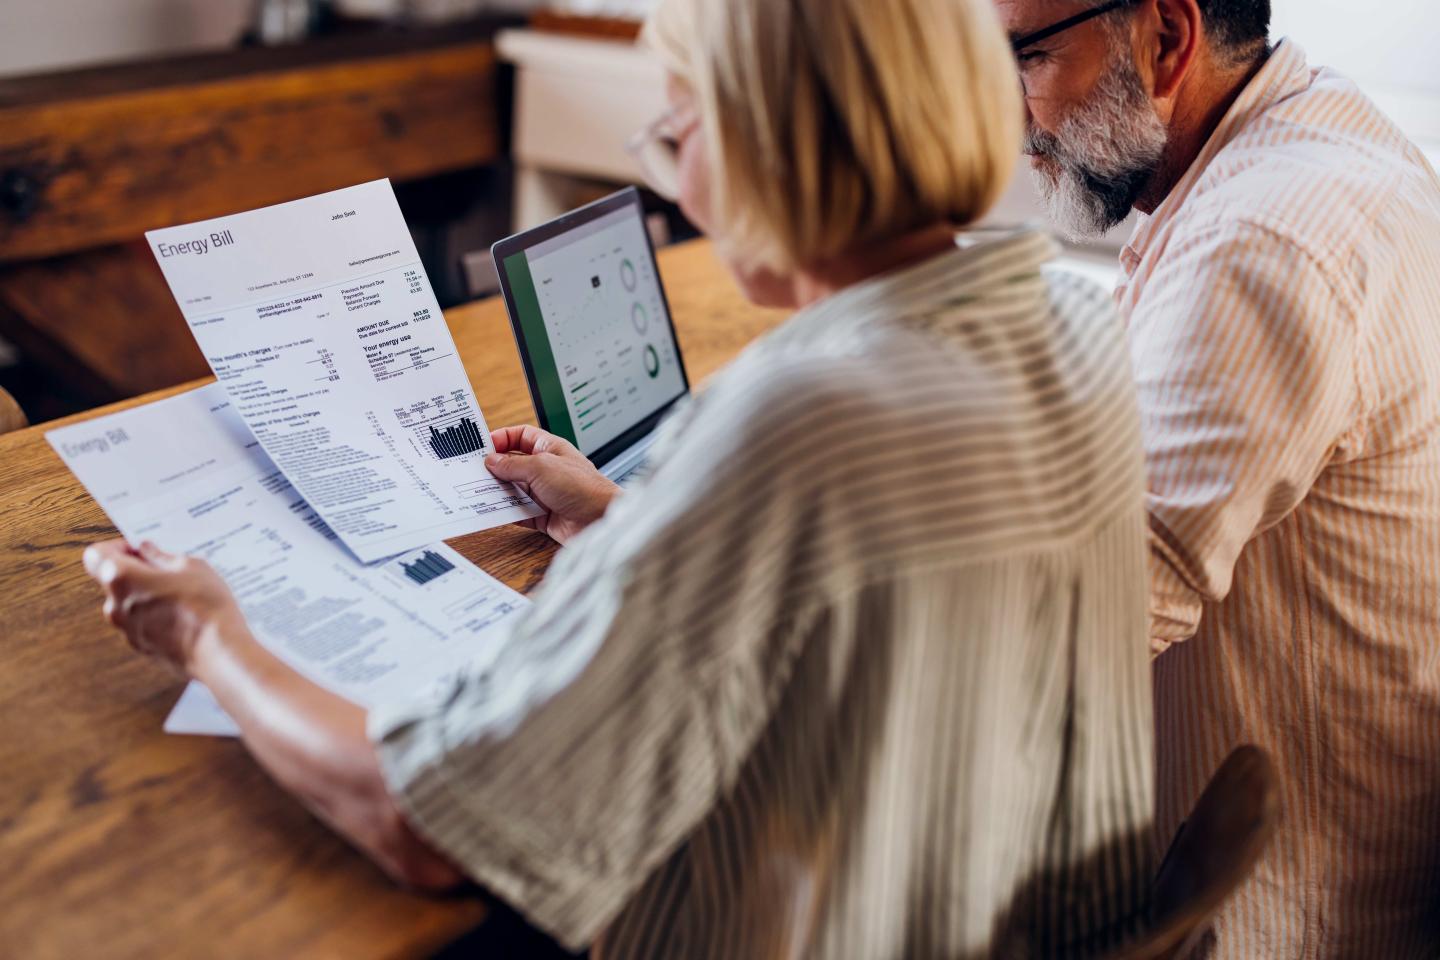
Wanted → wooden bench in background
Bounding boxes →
[0,21,513,413]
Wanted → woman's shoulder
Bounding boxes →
[1038,265,1127,345]
[701,263,1132,445]
[630,290,1143,577]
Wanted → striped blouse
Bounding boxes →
[371,231,1156,958]
[1116,40,1440,958]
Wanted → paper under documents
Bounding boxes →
[48,384,531,737]
[145,180,542,564]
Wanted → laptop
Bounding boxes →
[492,188,691,487]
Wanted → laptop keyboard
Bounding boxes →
[614,461,652,488]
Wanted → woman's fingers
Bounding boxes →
[491,425,545,456]
[485,451,543,485]
[85,540,184,624]
[84,540,178,598]
[84,544,151,633]
[83,539,135,582]
[84,544,144,596]
[83,539,244,670]
[136,540,185,572]
[491,425,584,461]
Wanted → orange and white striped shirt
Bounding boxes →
[1117,40,1440,958]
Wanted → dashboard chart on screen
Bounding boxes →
[519,205,686,457]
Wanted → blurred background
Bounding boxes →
[0,0,1436,423]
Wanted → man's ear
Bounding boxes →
[1141,0,1203,100]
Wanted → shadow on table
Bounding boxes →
[432,901,587,959]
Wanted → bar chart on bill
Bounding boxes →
[397,548,456,585]
[393,389,490,462]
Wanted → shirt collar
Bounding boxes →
[1122,38,1312,272]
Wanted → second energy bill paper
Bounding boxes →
[47,384,532,737]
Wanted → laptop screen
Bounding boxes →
[495,191,688,465]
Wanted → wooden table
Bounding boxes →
[0,240,785,960]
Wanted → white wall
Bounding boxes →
[12,1,1432,93]
[0,0,252,78]
[1272,0,1440,96]
[0,0,582,79]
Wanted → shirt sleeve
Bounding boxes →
[1128,218,1364,655]
[366,364,837,950]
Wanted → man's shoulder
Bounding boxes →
[1178,66,1436,270]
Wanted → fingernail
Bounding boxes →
[96,558,118,585]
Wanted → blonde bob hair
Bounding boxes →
[644,0,1022,272]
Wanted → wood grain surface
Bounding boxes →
[0,240,784,959]
[0,383,27,434]
[0,243,213,405]
[0,41,501,263]
[528,11,645,42]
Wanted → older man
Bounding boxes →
[997,0,1440,955]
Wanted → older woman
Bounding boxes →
[85,0,1155,955]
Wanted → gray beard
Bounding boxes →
[1024,56,1168,240]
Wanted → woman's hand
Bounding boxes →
[83,539,244,676]
[487,426,621,545]
[82,539,465,892]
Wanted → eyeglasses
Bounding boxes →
[625,105,699,202]
[1010,0,1142,56]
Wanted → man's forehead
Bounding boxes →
[995,0,1087,37]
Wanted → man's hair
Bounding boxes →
[1199,0,1271,61]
